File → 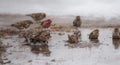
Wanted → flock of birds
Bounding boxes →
[9,13,120,44]
[0,12,120,57]
[0,13,120,65]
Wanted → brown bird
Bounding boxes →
[68,34,79,44]
[30,30,51,44]
[112,28,120,39]
[73,16,82,27]
[89,29,99,39]
[27,13,46,23]
[11,20,33,29]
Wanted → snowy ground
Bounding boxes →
[1,28,120,65]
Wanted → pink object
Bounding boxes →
[41,19,52,28]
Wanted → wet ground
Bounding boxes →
[0,28,120,65]
[0,14,120,65]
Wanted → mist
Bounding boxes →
[0,0,120,17]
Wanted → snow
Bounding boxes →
[1,28,120,65]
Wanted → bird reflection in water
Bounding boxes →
[112,39,120,49]
[89,39,100,47]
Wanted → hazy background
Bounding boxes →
[0,0,120,17]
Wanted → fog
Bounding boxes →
[0,0,120,17]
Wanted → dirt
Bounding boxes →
[0,28,19,38]
[23,43,51,56]
[0,41,6,64]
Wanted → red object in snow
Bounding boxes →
[41,19,52,28]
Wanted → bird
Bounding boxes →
[30,30,51,44]
[112,28,120,39]
[26,13,46,23]
[11,20,33,29]
[73,16,82,27]
[89,29,99,39]
[41,19,52,28]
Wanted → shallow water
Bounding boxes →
[1,28,120,65]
